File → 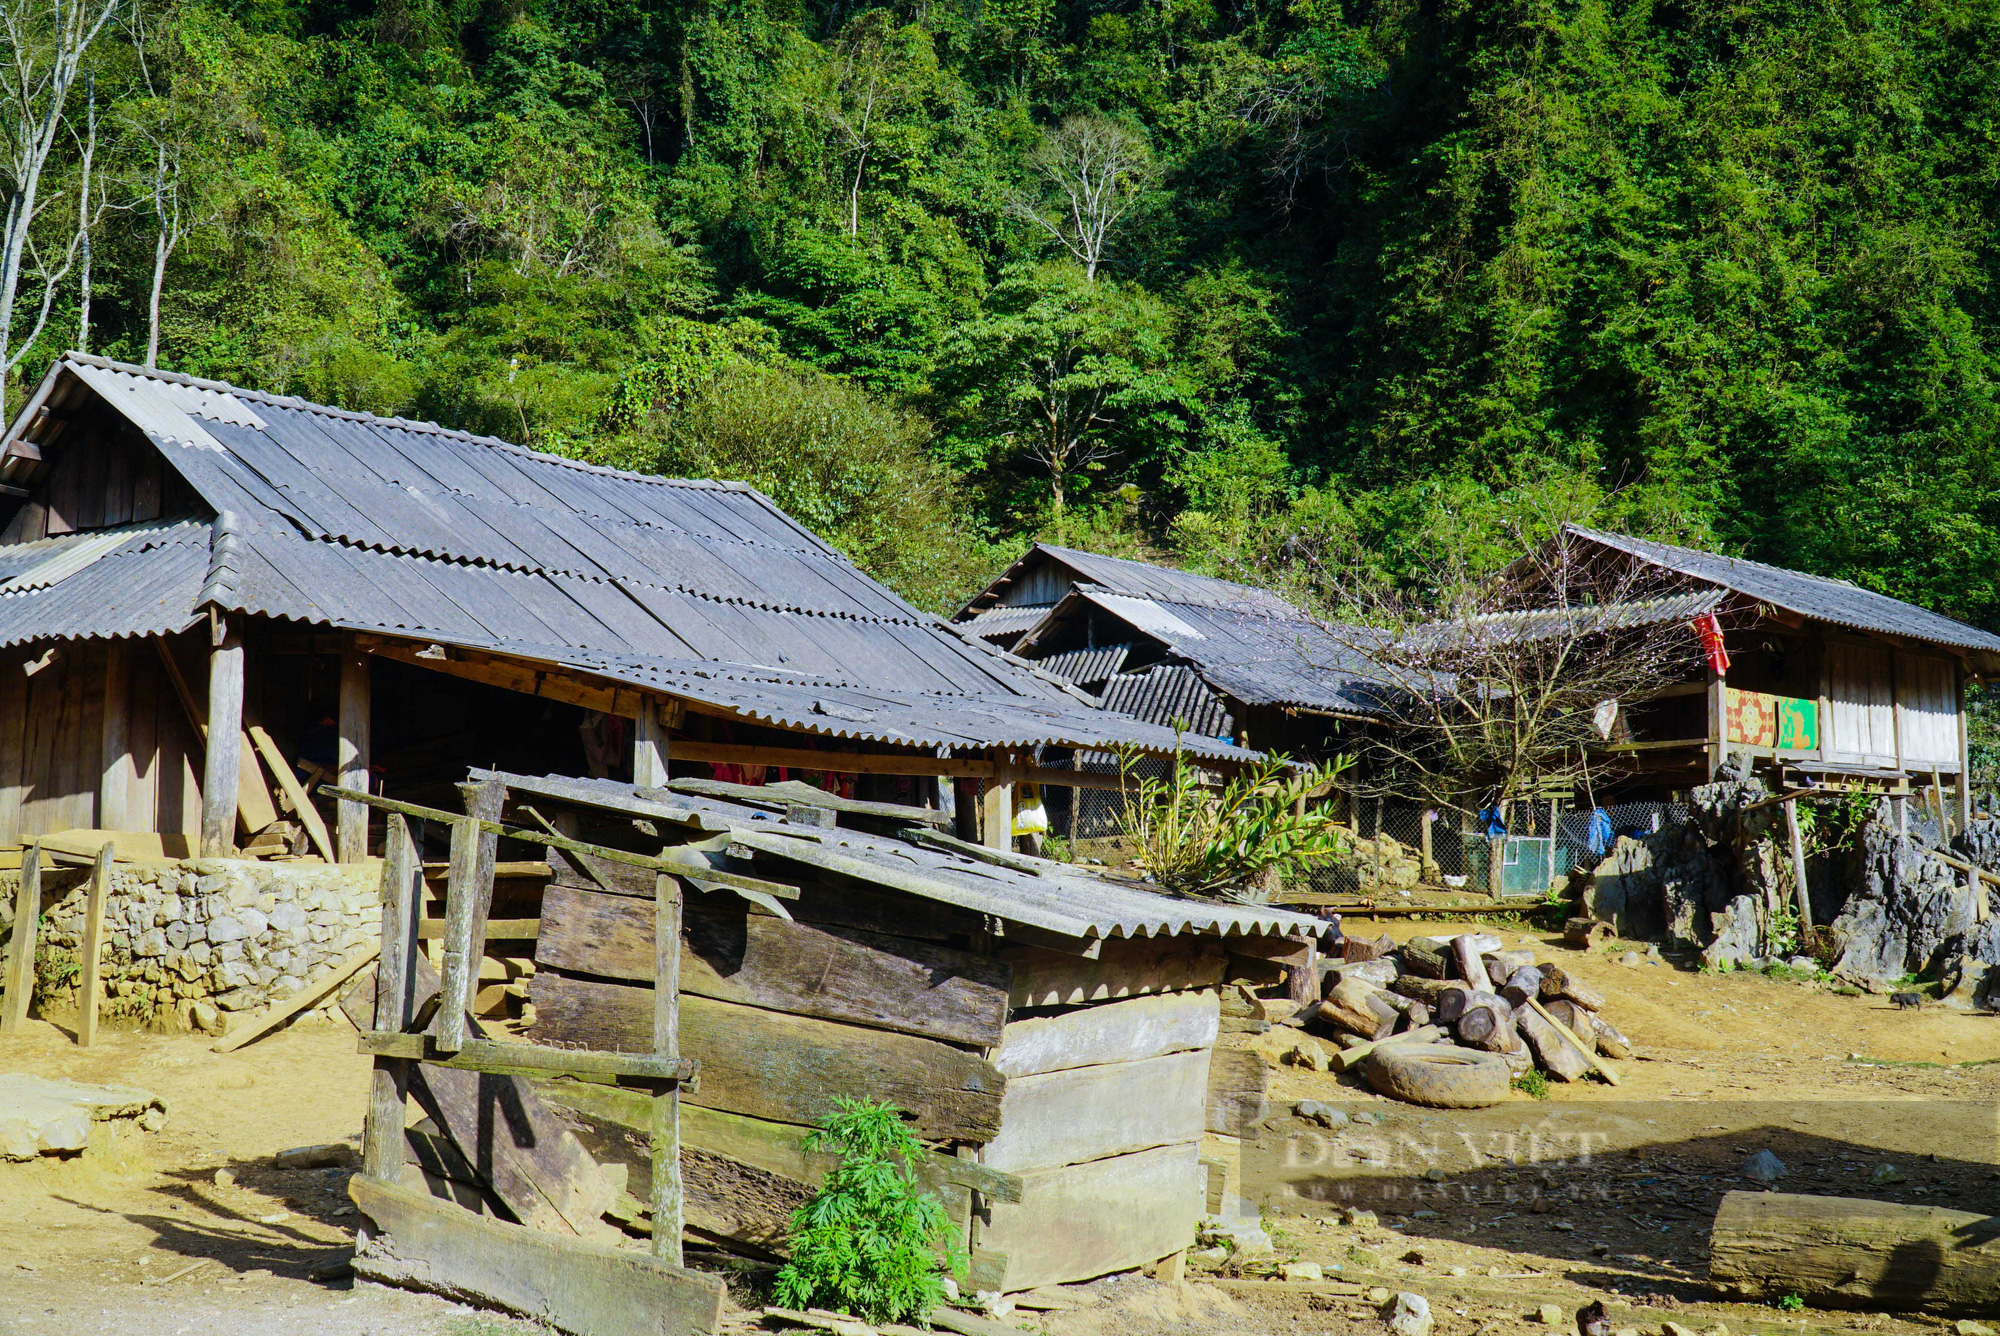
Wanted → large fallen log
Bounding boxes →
[1710,1191,2000,1315]
[1515,1000,1590,1081]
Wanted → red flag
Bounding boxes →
[1692,613,1729,674]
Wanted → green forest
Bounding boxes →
[4,0,2000,619]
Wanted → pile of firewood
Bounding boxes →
[1306,931,1632,1084]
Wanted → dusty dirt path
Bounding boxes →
[0,916,1992,1336]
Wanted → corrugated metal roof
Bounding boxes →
[1053,587,1403,717]
[960,543,1300,619]
[0,521,207,647]
[478,768,1327,942]
[963,604,1053,639]
[1035,643,1132,686]
[1402,590,1726,649]
[0,355,1260,762]
[1567,525,2000,655]
[1098,665,1234,739]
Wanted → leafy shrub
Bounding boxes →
[1117,743,1350,901]
[773,1098,963,1325]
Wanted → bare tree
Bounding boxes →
[126,1,212,369]
[1299,516,1716,819]
[0,0,122,403]
[1009,116,1154,281]
[808,11,918,238]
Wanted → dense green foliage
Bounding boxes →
[771,1097,960,1324]
[1118,746,1350,899]
[8,0,2000,616]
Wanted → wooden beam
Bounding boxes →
[347,1176,726,1336]
[338,636,372,862]
[211,940,379,1054]
[156,634,275,841]
[1784,797,1814,932]
[982,769,1014,851]
[634,699,668,791]
[0,843,38,1032]
[98,641,129,831]
[200,619,244,858]
[364,814,420,1183]
[247,725,336,863]
[75,843,112,1047]
[650,873,683,1266]
[357,1030,697,1084]
[434,815,483,1055]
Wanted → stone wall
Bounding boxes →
[15,858,382,1035]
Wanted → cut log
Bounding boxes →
[1329,1025,1443,1072]
[1324,958,1399,991]
[1589,1014,1632,1060]
[1538,964,1606,1011]
[1390,976,1467,1008]
[535,884,1009,1048]
[1563,917,1614,948]
[1708,1190,2000,1314]
[1541,999,1595,1045]
[528,971,1004,1142]
[1436,988,1509,1027]
[1516,1000,1591,1081]
[1501,966,1544,1010]
[1397,939,1451,980]
[1321,980,1394,1040]
[1341,934,1394,962]
[1451,935,1488,988]
[1454,1005,1513,1052]
[1523,998,1620,1085]
[1403,1000,1430,1029]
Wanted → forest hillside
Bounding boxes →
[4,0,1998,618]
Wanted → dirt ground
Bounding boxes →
[0,916,1994,1336]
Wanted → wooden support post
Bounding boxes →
[981,767,1014,852]
[1,843,40,1032]
[1706,666,1727,781]
[1419,808,1435,880]
[434,814,483,1055]
[75,843,114,1047]
[1958,671,1974,832]
[201,618,244,858]
[1784,796,1814,931]
[337,637,372,863]
[364,814,420,1181]
[650,872,684,1265]
[99,641,130,831]
[633,698,668,790]
[456,778,506,989]
[1547,797,1560,888]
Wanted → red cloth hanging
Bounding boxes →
[1692,613,1730,674]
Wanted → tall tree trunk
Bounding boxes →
[146,228,168,369]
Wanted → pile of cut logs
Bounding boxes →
[1308,931,1632,1085]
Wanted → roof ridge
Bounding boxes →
[57,351,751,495]
[1565,523,1862,590]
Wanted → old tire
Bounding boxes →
[1364,1047,1512,1108]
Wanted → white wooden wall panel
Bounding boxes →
[1895,654,1959,767]
[1826,642,1896,764]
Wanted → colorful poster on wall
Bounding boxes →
[1727,688,1818,750]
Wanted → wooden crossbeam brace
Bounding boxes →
[357,1031,697,1086]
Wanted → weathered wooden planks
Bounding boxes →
[340,962,618,1240]
[1004,937,1227,1008]
[1205,1047,1267,1135]
[536,883,1009,1047]
[349,1175,725,1336]
[992,990,1219,1077]
[977,1142,1204,1291]
[74,843,113,1047]
[529,973,1005,1142]
[980,1048,1211,1172]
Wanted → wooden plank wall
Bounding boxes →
[0,638,201,845]
[0,418,196,543]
